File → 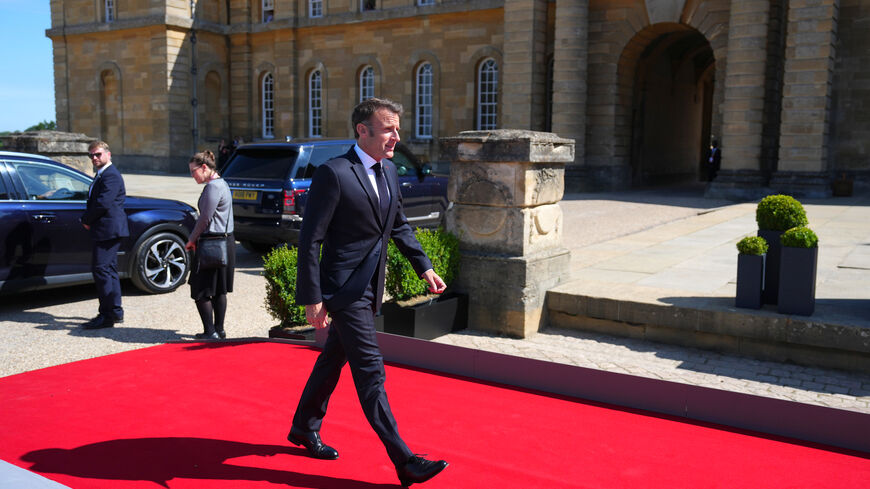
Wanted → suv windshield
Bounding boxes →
[222,147,300,179]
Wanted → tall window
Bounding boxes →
[359,66,374,102]
[477,58,498,130]
[262,73,274,139]
[415,63,433,138]
[262,0,274,22]
[361,0,376,11]
[309,70,323,137]
[105,0,115,22]
[310,0,323,18]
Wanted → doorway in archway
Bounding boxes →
[628,25,715,187]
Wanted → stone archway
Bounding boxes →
[622,24,715,187]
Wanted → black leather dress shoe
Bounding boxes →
[81,315,116,330]
[396,455,448,487]
[216,330,227,339]
[287,427,339,460]
[194,332,220,340]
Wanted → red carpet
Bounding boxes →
[0,341,867,488]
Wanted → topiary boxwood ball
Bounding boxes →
[756,194,808,231]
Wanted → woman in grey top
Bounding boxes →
[185,150,235,339]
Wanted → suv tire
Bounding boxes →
[130,232,189,293]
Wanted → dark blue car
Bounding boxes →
[0,151,197,294]
[222,139,448,253]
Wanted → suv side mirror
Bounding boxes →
[397,165,408,176]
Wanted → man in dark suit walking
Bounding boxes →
[290,98,448,487]
[80,140,129,330]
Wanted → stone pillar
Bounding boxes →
[771,0,840,198]
[707,0,772,200]
[552,0,588,190]
[501,0,549,129]
[441,130,573,338]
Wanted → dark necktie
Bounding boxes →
[372,162,390,219]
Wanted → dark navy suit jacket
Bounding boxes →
[81,164,130,241]
[296,148,432,312]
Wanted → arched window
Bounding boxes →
[309,70,323,137]
[310,0,323,18]
[415,63,433,138]
[359,66,374,103]
[476,58,498,130]
[105,0,115,22]
[262,73,274,139]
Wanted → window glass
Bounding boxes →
[389,150,414,177]
[416,63,433,138]
[13,163,90,200]
[418,0,435,5]
[105,0,115,22]
[310,0,323,18]
[263,0,275,22]
[221,148,300,179]
[295,144,354,179]
[0,169,9,200]
[477,58,498,130]
[360,66,374,102]
[309,71,323,137]
[361,0,376,11]
[263,73,275,138]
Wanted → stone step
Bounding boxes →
[546,280,870,373]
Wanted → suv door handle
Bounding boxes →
[31,213,56,223]
[401,182,413,188]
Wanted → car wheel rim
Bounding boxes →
[143,239,186,289]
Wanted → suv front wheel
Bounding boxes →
[130,232,190,293]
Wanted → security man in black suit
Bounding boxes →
[289,98,448,487]
[80,140,129,330]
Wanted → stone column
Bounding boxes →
[771,0,840,198]
[551,0,588,190]
[501,0,549,129]
[441,130,573,338]
[707,0,771,200]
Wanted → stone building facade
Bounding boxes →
[47,0,869,197]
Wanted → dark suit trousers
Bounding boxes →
[292,286,413,466]
[92,238,123,320]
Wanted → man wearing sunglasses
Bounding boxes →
[80,140,129,329]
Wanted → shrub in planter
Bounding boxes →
[383,228,465,339]
[756,195,808,231]
[386,227,460,302]
[778,227,819,316]
[735,236,767,309]
[263,245,307,328]
[736,236,768,256]
[756,194,808,305]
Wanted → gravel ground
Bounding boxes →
[0,179,731,378]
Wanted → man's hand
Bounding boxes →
[421,269,447,294]
[185,241,196,251]
[306,302,331,329]
[82,223,90,230]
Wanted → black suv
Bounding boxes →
[221,139,448,253]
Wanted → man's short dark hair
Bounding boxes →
[352,98,403,138]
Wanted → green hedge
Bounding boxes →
[263,245,307,326]
[386,228,460,302]
[736,236,768,255]
[756,194,808,231]
[781,227,819,248]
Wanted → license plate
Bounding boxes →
[232,190,258,201]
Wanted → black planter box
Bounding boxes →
[735,254,765,309]
[758,229,783,305]
[380,292,468,340]
[777,246,818,316]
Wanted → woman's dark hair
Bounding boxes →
[352,98,403,138]
[190,150,217,171]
